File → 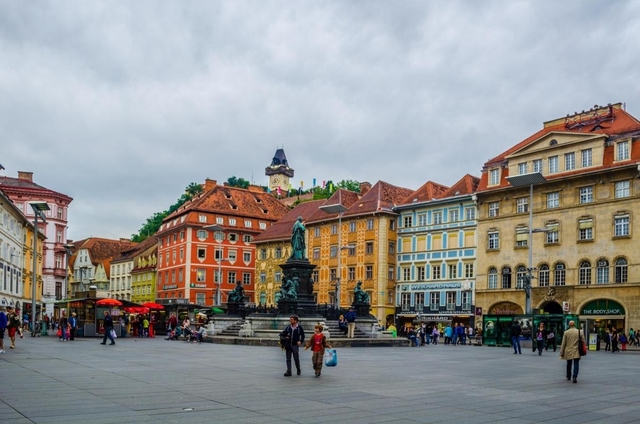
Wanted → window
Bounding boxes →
[518,162,527,175]
[617,141,630,161]
[579,187,593,204]
[228,272,236,285]
[433,212,442,224]
[614,214,630,237]
[214,269,221,284]
[56,230,63,243]
[615,180,630,198]
[347,246,356,256]
[596,259,609,284]
[243,273,251,285]
[418,214,427,226]
[365,266,373,279]
[533,159,542,173]
[173,234,177,242]
[331,224,337,235]
[578,218,593,241]
[554,263,566,286]
[448,264,457,279]
[215,248,223,261]
[388,266,394,281]
[388,242,395,254]
[196,293,205,305]
[229,218,236,226]
[516,266,526,288]
[196,269,205,282]
[488,231,499,250]
[547,192,559,209]
[216,217,224,224]
[259,249,267,260]
[312,248,320,260]
[564,152,575,171]
[329,268,337,281]
[446,292,456,310]
[582,148,592,167]
[449,210,459,222]
[430,292,440,310]
[367,219,374,230]
[402,268,411,281]
[432,265,441,280]
[488,202,499,218]
[548,156,559,173]
[199,215,207,223]
[243,251,251,262]
[365,242,374,254]
[259,222,266,230]
[579,261,591,285]
[259,272,266,283]
[615,258,628,283]
[465,263,474,278]
[465,208,475,221]
[330,246,338,258]
[243,235,253,243]
[314,228,320,237]
[197,247,206,259]
[461,291,471,310]
[501,267,511,289]
[349,222,356,232]
[228,233,238,242]
[180,248,184,260]
[489,169,500,185]
[415,292,424,307]
[180,231,185,241]
[390,219,395,230]
[274,247,282,258]
[417,266,425,280]
[348,267,356,281]
[227,250,237,261]
[488,268,498,289]
[545,223,559,244]
[515,227,528,247]
[516,197,528,213]
[244,220,252,228]
[403,216,412,228]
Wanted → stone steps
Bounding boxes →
[218,320,245,337]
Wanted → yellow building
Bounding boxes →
[475,103,640,333]
[306,182,414,323]
[24,219,46,317]
[130,237,158,304]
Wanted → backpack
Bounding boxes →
[279,326,291,349]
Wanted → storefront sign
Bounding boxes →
[410,283,462,290]
[581,299,625,316]
[490,302,523,315]
[163,285,178,290]
[190,283,207,288]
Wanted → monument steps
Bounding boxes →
[218,320,246,337]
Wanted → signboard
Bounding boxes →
[163,285,178,290]
[490,302,523,315]
[475,307,482,316]
[580,299,625,316]
[190,283,207,288]
[588,333,598,351]
[410,283,462,290]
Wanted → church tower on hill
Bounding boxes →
[265,148,294,193]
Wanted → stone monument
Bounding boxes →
[277,216,318,315]
[352,280,371,316]
[226,281,245,315]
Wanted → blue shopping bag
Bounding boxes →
[324,348,337,367]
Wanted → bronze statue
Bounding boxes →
[280,276,299,300]
[353,281,370,304]
[290,216,306,260]
[228,282,245,303]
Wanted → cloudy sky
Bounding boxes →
[1,2,639,241]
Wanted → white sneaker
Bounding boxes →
[0,349,5,353]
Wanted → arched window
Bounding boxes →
[538,264,549,287]
[554,263,566,286]
[516,266,527,288]
[596,259,609,284]
[615,258,628,283]
[579,261,591,285]
[502,266,512,289]
[488,268,498,289]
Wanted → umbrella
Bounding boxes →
[141,302,164,310]
[96,298,122,306]
[211,307,225,315]
[124,307,149,314]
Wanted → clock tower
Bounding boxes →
[265,148,294,193]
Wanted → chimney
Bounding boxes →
[18,171,33,182]
[359,181,372,195]
[204,179,217,191]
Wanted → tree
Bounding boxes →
[312,179,360,199]
[131,182,204,242]
[226,176,250,189]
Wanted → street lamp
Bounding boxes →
[204,224,225,306]
[319,203,348,308]
[29,201,49,336]
[506,172,547,315]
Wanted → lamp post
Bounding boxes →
[319,203,348,308]
[29,201,50,336]
[506,172,547,315]
[204,224,225,306]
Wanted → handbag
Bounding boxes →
[110,329,117,339]
[324,348,338,367]
[578,339,587,356]
[57,328,62,337]
[546,332,555,340]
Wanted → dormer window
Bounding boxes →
[229,218,236,226]
[198,215,207,223]
[616,140,630,161]
[549,139,558,146]
[244,220,252,228]
[489,168,500,186]
[224,192,232,199]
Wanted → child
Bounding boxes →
[304,324,332,377]
[620,333,628,351]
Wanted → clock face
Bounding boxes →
[273,177,279,184]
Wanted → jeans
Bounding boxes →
[426,334,431,344]
[102,328,115,344]
[536,340,544,355]
[452,334,458,345]
[408,335,418,346]
[285,345,301,372]
[566,358,580,378]
[511,336,521,353]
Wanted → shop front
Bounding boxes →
[579,299,626,349]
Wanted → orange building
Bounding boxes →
[155,179,289,306]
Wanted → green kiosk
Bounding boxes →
[482,314,579,347]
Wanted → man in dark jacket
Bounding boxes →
[100,311,116,345]
[281,315,305,377]
[346,308,357,339]
[511,319,522,354]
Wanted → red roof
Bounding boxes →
[253,200,326,243]
[399,181,450,205]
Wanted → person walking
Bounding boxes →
[6,306,21,349]
[100,311,116,345]
[431,326,439,345]
[534,323,545,356]
[0,306,7,353]
[69,313,77,341]
[604,329,611,351]
[560,320,584,383]
[58,311,68,341]
[545,326,557,352]
[345,308,356,339]
[304,324,332,377]
[280,315,305,377]
[419,323,427,346]
[511,319,522,354]
[611,329,619,353]
[444,323,453,345]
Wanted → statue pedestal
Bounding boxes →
[352,302,372,317]
[277,259,319,317]
[226,301,245,317]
